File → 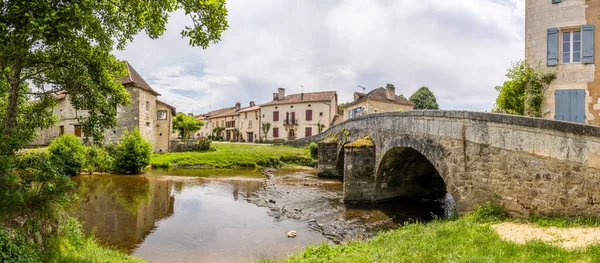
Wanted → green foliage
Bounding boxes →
[337,102,349,115]
[48,135,86,176]
[196,137,213,152]
[173,113,205,140]
[150,143,312,168]
[83,145,114,174]
[317,121,326,134]
[113,128,152,174]
[465,201,507,223]
[308,142,319,159]
[261,122,272,140]
[398,94,407,100]
[212,127,225,138]
[409,86,440,110]
[493,61,556,117]
[0,229,39,263]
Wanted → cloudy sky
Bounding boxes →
[115,0,525,114]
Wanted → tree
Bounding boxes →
[261,122,271,141]
[338,102,349,115]
[173,113,205,140]
[317,121,326,134]
[0,0,229,161]
[113,127,152,174]
[493,61,556,117]
[409,87,439,110]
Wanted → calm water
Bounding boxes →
[70,169,450,262]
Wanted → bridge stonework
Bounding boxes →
[289,111,600,216]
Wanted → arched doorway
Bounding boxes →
[287,129,296,140]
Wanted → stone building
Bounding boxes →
[197,101,261,142]
[31,62,176,152]
[260,88,338,141]
[342,84,414,121]
[525,0,600,124]
[238,102,261,143]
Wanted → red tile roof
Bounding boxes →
[345,87,414,108]
[119,61,161,96]
[261,91,336,106]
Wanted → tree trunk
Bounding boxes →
[5,66,22,131]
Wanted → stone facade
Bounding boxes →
[343,84,414,121]
[238,104,261,143]
[31,62,176,153]
[525,0,600,124]
[303,110,600,217]
[317,141,340,177]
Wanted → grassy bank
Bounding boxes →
[267,205,600,263]
[151,142,313,168]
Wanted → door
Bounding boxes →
[247,132,254,143]
[555,89,585,123]
[74,125,82,137]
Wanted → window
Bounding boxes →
[563,31,581,63]
[249,120,253,129]
[59,126,64,135]
[157,110,167,120]
[273,127,279,138]
[245,112,248,119]
[74,125,82,137]
[273,111,279,121]
[146,122,151,127]
[319,112,323,117]
[306,110,313,121]
[146,101,150,111]
[305,127,312,137]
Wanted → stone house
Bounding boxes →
[260,88,338,141]
[525,0,600,124]
[31,62,176,152]
[197,101,261,142]
[342,84,414,121]
[238,102,261,143]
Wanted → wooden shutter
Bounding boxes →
[273,111,279,121]
[286,112,289,122]
[273,127,279,138]
[306,110,312,121]
[547,28,559,66]
[305,127,312,137]
[555,89,585,123]
[582,24,595,64]
[74,125,82,137]
[291,112,295,123]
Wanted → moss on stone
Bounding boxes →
[345,136,374,148]
[321,137,338,144]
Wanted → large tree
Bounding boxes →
[409,86,439,110]
[0,0,228,159]
[173,113,205,140]
[493,61,556,117]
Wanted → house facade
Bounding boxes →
[342,84,414,121]
[31,62,176,152]
[237,102,261,143]
[525,0,600,124]
[260,88,338,141]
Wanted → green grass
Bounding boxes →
[264,205,600,263]
[151,142,314,168]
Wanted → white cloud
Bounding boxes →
[115,0,525,113]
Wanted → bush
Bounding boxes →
[0,229,39,263]
[84,145,114,174]
[112,128,152,173]
[308,142,318,159]
[197,138,212,151]
[48,134,86,176]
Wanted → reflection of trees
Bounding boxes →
[70,175,174,253]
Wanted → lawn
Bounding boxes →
[151,142,314,168]
[266,204,600,263]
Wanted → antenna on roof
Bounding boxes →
[358,85,366,93]
[300,85,304,93]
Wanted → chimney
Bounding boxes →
[301,92,304,101]
[278,88,285,100]
[250,101,255,107]
[385,83,396,101]
[273,93,278,101]
[235,102,241,111]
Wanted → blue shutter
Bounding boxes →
[547,28,559,66]
[571,89,585,123]
[552,0,561,3]
[582,24,595,64]
[555,90,570,121]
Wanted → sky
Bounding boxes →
[115,0,525,114]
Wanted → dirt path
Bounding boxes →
[492,222,600,249]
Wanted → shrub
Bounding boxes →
[197,138,212,151]
[113,128,152,173]
[84,145,114,174]
[48,134,86,176]
[308,142,318,159]
[0,229,39,263]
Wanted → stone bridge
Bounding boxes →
[289,111,600,216]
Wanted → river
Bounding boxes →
[70,168,453,262]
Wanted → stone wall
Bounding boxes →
[343,146,376,201]
[317,142,340,177]
[305,110,600,216]
[155,102,172,153]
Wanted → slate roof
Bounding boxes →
[119,61,161,96]
[345,87,414,108]
[261,91,337,106]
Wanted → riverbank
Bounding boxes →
[267,204,600,263]
[150,142,314,168]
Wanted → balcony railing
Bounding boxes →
[283,119,298,126]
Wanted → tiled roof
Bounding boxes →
[238,105,260,113]
[345,87,414,108]
[201,107,237,119]
[261,91,336,106]
[119,61,161,96]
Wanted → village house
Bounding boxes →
[525,0,600,124]
[342,83,414,121]
[31,62,176,152]
[196,101,261,142]
[237,102,261,143]
[260,88,338,141]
